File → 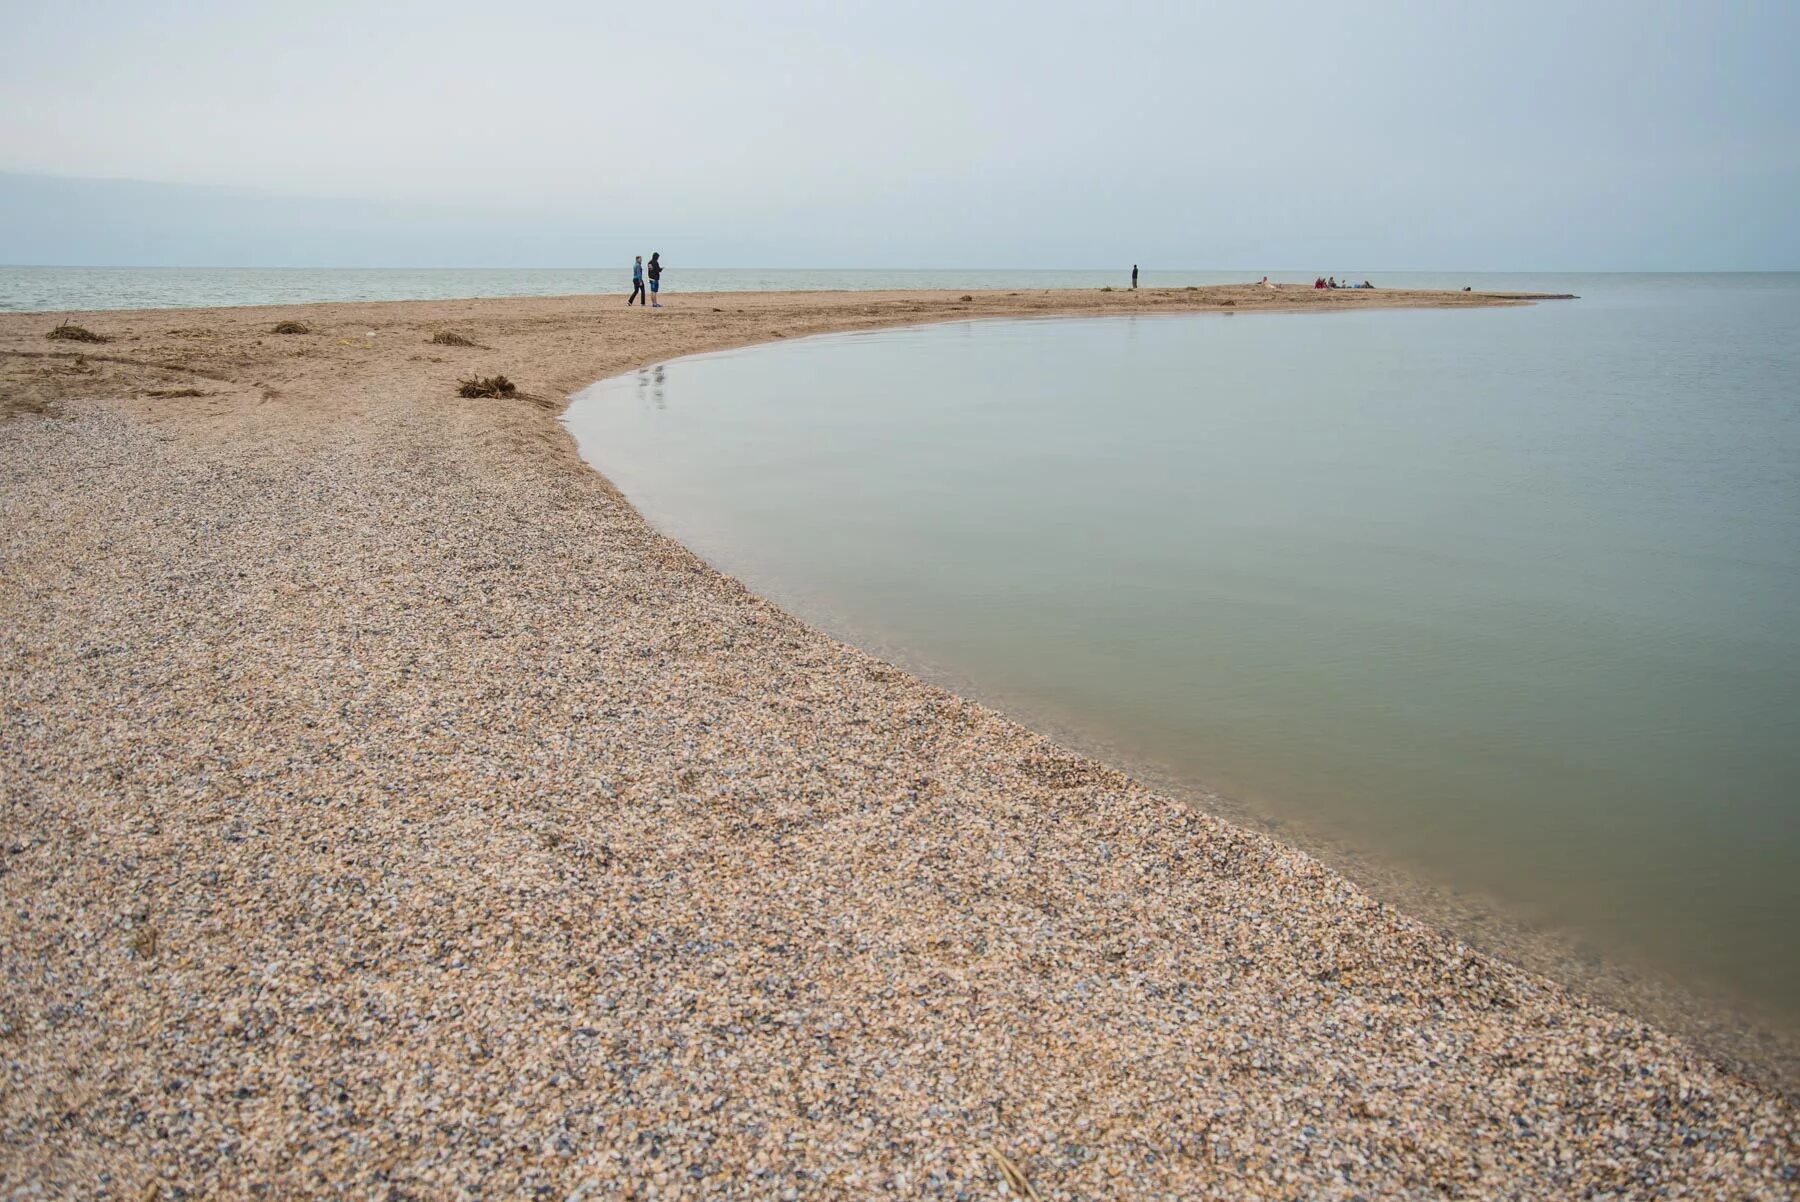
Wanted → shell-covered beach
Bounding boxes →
[3,287,1793,1199]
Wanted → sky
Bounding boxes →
[2,0,1796,269]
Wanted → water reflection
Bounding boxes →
[636,364,668,409]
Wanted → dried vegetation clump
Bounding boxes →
[430,330,479,347]
[457,374,516,399]
[987,1147,1044,1201]
[128,925,158,960]
[271,321,311,335]
[46,321,108,344]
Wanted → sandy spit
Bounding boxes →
[2,286,1793,1200]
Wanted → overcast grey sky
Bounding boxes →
[2,0,1795,268]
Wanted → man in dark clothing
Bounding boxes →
[628,256,646,306]
[648,252,664,308]
[1131,264,1139,289]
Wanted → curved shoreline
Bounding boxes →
[564,313,1800,1103]
[3,287,1793,1198]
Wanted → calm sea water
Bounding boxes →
[0,265,1615,312]
[565,274,1800,1043]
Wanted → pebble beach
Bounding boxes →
[2,285,1794,1199]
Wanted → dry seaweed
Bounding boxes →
[457,374,516,399]
[46,321,108,344]
[429,330,479,347]
[986,1148,1043,1201]
[271,321,311,335]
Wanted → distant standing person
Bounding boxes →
[1131,264,1139,290]
[627,255,646,306]
[648,252,663,308]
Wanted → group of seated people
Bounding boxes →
[1313,276,1375,290]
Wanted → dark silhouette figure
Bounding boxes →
[1131,264,1139,289]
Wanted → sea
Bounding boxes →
[560,272,1800,1086]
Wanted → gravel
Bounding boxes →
[3,288,1793,1199]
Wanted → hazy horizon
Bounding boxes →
[4,1,1797,271]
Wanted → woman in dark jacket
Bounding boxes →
[647,252,663,309]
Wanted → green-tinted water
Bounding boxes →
[566,275,1800,1048]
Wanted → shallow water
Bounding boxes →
[565,275,1800,1043]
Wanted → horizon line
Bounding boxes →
[5,264,1798,275]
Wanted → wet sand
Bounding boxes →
[2,286,1793,1199]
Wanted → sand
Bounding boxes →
[2,286,1793,1199]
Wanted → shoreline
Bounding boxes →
[566,314,1800,1105]
[0,268,1583,316]
[4,287,1794,1198]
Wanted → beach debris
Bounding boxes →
[128,924,158,960]
[986,1147,1043,1201]
[270,321,311,335]
[960,294,974,302]
[457,374,517,399]
[1099,286,1114,293]
[144,388,208,398]
[45,321,108,344]
[429,330,480,347]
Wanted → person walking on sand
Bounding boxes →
[627,255,646,306]
[647,252,664,308]
[1131,264,1139,290]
